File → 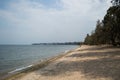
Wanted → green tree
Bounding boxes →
[111,0,120,6]
[84,0,120,46]
[103,5,120,45]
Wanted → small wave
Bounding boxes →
[65,50,69,53]
[8,65,32,74]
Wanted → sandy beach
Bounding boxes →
[5,45,120,80]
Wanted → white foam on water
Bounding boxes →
[65,50,69,53]
[8,65,33,74]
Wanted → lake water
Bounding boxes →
[0,45,78,77]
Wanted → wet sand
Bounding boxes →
[6,45,120,80]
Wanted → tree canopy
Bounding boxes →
[84,0,120,46]
[111,0,120,6]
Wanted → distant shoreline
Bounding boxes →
[32,42,83,45]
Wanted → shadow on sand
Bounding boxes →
[77,45,120,51]
[36,49,120,80]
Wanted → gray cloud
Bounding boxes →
[0,0,111,44]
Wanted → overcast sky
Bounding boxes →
[0,0,111,44]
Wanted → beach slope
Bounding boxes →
[6,45,120,80]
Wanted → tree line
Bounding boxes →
[32,42,82,45]
[84,0,120,46]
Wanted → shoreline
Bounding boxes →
[2,46,79,80]
[3,45,120,80]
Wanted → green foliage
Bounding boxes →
[103,6,120,45]
[84,0,120,46]
[111,0,120,6]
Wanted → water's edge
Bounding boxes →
[2,47,79,80]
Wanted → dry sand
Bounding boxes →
[7,45,120,80]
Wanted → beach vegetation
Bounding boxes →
[84,0,120,46]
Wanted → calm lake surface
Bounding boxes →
[0,45,78,76]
